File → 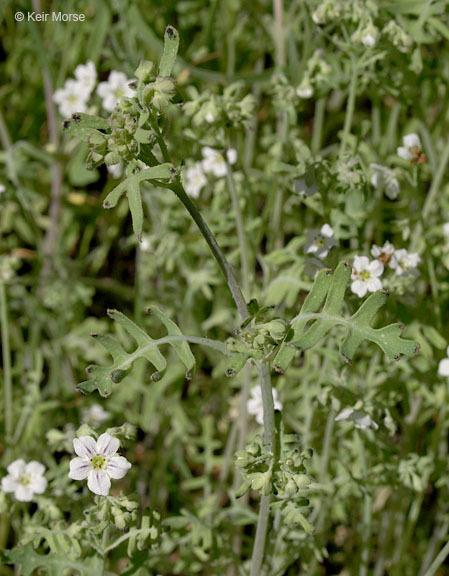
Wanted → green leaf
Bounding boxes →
[102,163,173,239]
[62,113,109,138]
[78,308,195,397]
[159,26,179,77]
[273,262,419,372]
[1,544,103,576]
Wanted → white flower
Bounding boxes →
[371,241,395,264]
[397,133,422,161]
[370,164,400,200]
[74,61,97,94]
[81,404,111,426]
[335,408,379,430]
[53,79,90,117]
[247,386,282,425]
[97,71,135,112]
[443,223,449,238]
[438,347,449,377]
[201,147,237,178]
[304,224,337,260]
[107,162,123,179]
[69,433,131,496]
[297,79,314,99]
[361,33,377,47]
[351,256,384,297]
[388,249,420,276]
[1,460,47,502]
[184,162,207,198]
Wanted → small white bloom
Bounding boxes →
[371,241,395,264]
[107,162,123,179]
[351,256,384,298]
[304,224,337,260]
[184,162,207,198]
[1,460,47,502]
[443,223,449,238]
[397,133,422,161]
[438,347,449,377]
[335,408,379,430]
[81,404,111,426]
[205,111,215,123]
[0,183,5,194]
[53,79,90,117]
[97,71,135,113]
[201,147,237,178]
[140,235,151,253]
[247,386,282,425]
[370,164,400,200]
[297,79,314,99]
[361,34,377,47]
[69,433,131,496]
[388,248,420,276]
[74,61,97,94]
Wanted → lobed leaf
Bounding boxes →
[273,261,419,372]
[77,308,194,397]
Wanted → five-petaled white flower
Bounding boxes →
[1,459,47,502]
[371,241,395,265]
[397,133,422,162]
[388,248,420,276]
[304,224,337,260]
[97,71,135,112]
[74,61,97,94]
[370,164,400,200]
[53,79,90,117]
[438,346,449,377]
[351,256,384,297]
[184,162,207,198]
[247,386,282,425]
[335,408,379,430]
[201,147,237,177]
[69,433,131,496]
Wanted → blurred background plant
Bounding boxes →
[1,0,449,574]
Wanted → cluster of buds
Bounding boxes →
[383,21,413,52]
[95,495,139,530]
[312,0,364,26]
[183,83,255,128]
[296,50,331,100]
[226,319,287,359]
[235,433,313,501]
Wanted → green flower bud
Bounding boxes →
[135,60,154,83]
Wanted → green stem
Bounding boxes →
[250,361,275,576]
[357,432,372,576]
[0,282,12,442]
[226,164,250,296]
[312,97,326,155]
[339,57,358,158]
[422,539,449,576]
[170,180,249,320]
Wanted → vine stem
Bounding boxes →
[0,282,12,442]
[170,179,249,320]
[422,540,449,576]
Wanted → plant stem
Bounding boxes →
[170,179,249,320]
[422,539,449,576]
[339,57,358,158]
[357,432,372,576]
[250,361,275,576]
[312,97,326,155]
[0,282,12,443]
[226,164,250,296]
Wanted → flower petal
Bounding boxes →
[14,485,34,502]
[438,358,449,377]
[351,280,367,298]
[69,457,91,480]
[403,133,421,149]
[96,433,120,456]
[335,408,354,422]
[1,475,18,493]
[26,461,46,476]
[6,459,26,479]
[30,476,48,495]
[87,469,111,496]
[106,456,132,479]
[397,146,412,161]
[73,436,97,458]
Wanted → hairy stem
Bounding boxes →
[0,282,12,442]
[170,179,249,320]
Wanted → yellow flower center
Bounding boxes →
[19,475,31,486]
[91,455,106,470]
[361,270,371,281]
